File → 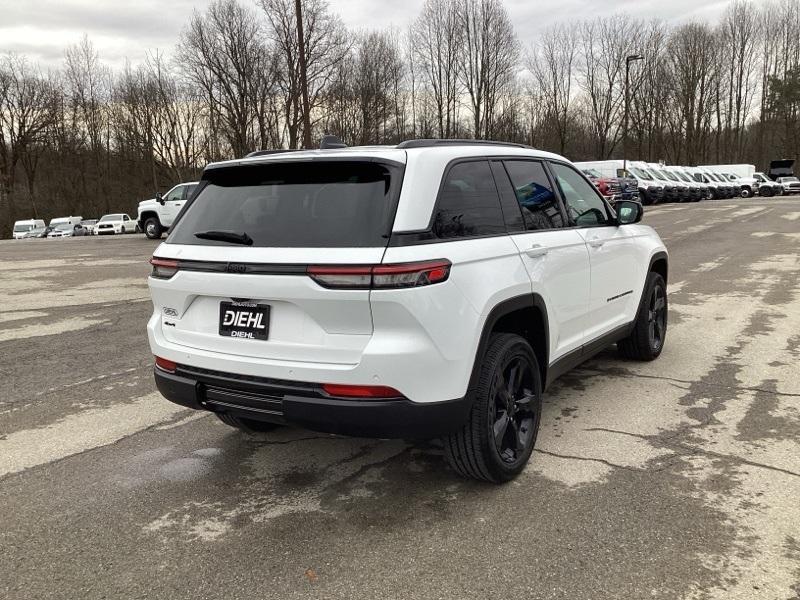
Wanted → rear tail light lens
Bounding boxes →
[305,265,372,289]
[322,383,403,398]
[308,259,451,289]
[154,356,177,373]
[150,257,179,279]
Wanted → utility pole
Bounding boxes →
[295,0,312,149]
[623,54,644,176]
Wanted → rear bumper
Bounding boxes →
[154,364,472,439]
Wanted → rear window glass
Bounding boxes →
[167,161,401,248]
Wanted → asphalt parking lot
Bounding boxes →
[1,199,799,600]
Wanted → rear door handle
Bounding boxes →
[588,237,605,248]
[526,244,549,258]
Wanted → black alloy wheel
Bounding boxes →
[648,284,667,352]
[445,333,543,483]
[490,354,539,465]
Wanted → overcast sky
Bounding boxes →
[1,0,734,70]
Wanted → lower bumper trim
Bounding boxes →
[154,367,471,439]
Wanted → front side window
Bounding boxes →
[164,186,184,202]
[168,161,400,248]
[503,160,565,231]
[549,162,610,227]
[433,161,506,239]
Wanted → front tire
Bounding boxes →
[216,412,282,433]
[445,333,543,483]
[618,272,667,361]
[144,217,163,240]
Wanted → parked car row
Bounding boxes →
[10,162,798,240]
[576,160,798,205]
[12,214,138,239]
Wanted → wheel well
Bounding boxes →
[650,257,668,284]
[492,306,548,385]
[140,211,160,224]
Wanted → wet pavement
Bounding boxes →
[1,200,799,599]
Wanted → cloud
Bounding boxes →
[0,0,738,70]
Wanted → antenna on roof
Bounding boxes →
[320,135,347,149]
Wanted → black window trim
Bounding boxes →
[545,159,615,230]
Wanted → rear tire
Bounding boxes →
[144,217,163,240]
[216,412,282,433]
[618,272,667,361]
[444,333,543,483]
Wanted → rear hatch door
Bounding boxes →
[149,157,404,365]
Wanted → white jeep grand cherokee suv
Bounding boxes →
[147,139,668,483]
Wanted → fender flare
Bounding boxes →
[466,293,550,395]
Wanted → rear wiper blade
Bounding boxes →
[194,230,253,246]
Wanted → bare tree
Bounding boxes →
[716,1,761,161]
[528,23,579,154]
[0,54,55,227]
[412,0,462,138]
[578,16,643,159]
[260,0,348,148]
[178,0,275,158]
[666,23,719,163]
[455,0,518,139]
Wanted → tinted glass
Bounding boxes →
[504,160,565,230]
[165,186,184,202]
[549,162,610,227]
[167,161,399,248]
[433,161,506,239]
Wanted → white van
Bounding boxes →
[48,216,83,228]
[700,164,755,179]
[12,219,46,239]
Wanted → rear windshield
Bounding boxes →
[167,161,402,248]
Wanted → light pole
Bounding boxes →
[623,54,644,177]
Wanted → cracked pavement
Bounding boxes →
[1,199,799,599]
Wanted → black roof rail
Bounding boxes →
[244,149,303,158]
[320,134,347,149]
[396,139,531,150]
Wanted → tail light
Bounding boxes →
[322,383,403,398]
[308,259,451,290]
[154,356,177,373]
[597,179,609,195]
[150,257,179,279]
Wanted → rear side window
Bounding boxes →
[167,161,401,248]
[433,161,506,239]
[503,160,566,230]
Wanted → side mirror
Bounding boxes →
[156,192,165,205]
[615,200,643,225]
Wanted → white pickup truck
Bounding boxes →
[137,182,199,239]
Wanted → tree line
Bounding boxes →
[1,0,799,236]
